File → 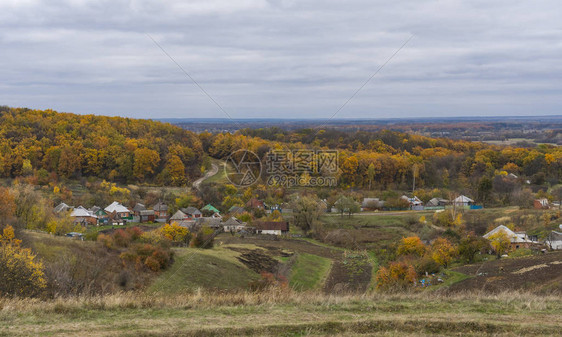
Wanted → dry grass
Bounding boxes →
[1,290,561,336]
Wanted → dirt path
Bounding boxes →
[192,163,219,191]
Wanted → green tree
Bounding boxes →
[292,196,326,234]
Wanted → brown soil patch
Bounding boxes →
[449,252,562,293]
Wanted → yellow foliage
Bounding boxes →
[0,226,47,297]
[160,223,191,244]
[397,236,426,257]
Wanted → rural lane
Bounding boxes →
[192,163,219,191]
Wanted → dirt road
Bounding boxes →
[192,163,219,191]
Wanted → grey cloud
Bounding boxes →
[1,0,561,118]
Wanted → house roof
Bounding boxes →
[229,206,245,214]
[253,221,289,231]
[153,202,168,211]
[139,210,155,216]
[197,217,222,227]
[202,204,220,214]
[70,206,96,218]
[182,206,202,215]
[89,206,101,213]
[483,225,534,243]
[454,195,474,203]
[170,210,188,220]
[223,217,242,226]
[426,198,449,206]
[401,195,423,205]
[105,201,131,214]
[246,198,264,208]
[133,203,146,212]
[54,202,72,213]
[361,198,380,207]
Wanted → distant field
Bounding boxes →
[1,291,560,336]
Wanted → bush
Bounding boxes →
[414,256,441,275]
[191,226,215,249]
[0,226,47,297]
[376,261,417,290]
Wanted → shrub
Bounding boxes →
[249,272,288,291]
[376,261,417,290]
[0,226,47,297]
[191,226,215,249]
[397,236,426,257]
[414,256,441,275]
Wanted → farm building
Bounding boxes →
[253,221,289,235]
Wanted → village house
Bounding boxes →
[222,217,246,232]
[483,225,540,250]
[361,198,385,211]
[228,206,245,216]
[453,195,474,207]
[70,206,97,226]
[401,195,424,210]
[53,202,72,214]
[132,203,146,222]
[253,221,289,235]
[201,204,221,218]
[545,229,562,250]
[426,198,449,208]
[246,198,265,210]
[181,206,202,219]
[139,210,156,223]
[104,201,132,220]
[534,198,549,210]
[153,202,168,220]
[89,206,108,224]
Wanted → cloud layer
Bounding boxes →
[1,0,561,118]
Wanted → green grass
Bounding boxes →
[289,253,332,291]
[148,247,259,294]
[429,270,472,291]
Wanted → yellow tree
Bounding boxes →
[133,148,160,180]
[397,236,426,257]
[488,231,511,257]
[0,225,47,297]
[166,155,186,186]
[0,187,15,224]
[431,237,457,267]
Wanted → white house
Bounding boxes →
[70,206,97,225]
[483,225,536,250]
[104,201,131,219]
[545,231,562,250]
[222,217,246,232]
[453,195,474,207]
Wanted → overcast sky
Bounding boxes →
[1,0,561,119]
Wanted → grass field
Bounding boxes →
[148,246,259,294]
[289,253,332,291]
[1,291,560,336]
